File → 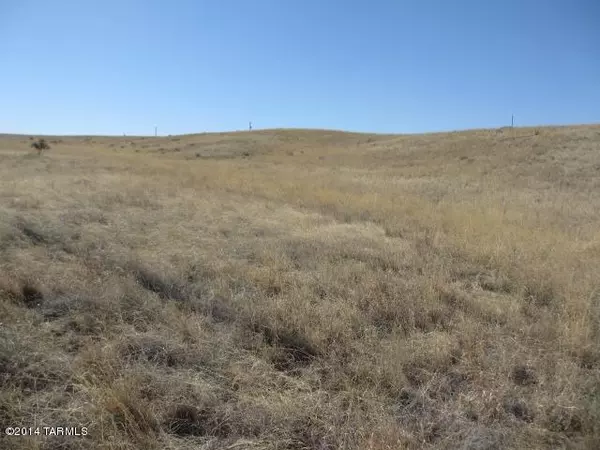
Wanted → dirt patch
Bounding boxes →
[21,283,44,308]
[511,365,538,386]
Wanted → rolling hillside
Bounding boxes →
[1,125,599,449]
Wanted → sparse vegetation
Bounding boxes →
[1,125,600,449]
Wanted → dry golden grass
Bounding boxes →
[1,125,599,449]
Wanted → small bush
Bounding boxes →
[31,138,50,155]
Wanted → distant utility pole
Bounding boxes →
[249,121,252,131]
[154,125,158,137]
[511,115,514,128]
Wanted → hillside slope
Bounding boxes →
[1,125,599,449]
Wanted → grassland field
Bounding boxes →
[1,125,600,449]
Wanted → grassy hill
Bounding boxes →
[1,125,599,449]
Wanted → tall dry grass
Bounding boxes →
[1,126,599,449]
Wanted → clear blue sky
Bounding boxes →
[1,1,598,135]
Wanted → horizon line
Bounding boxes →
[1,122,599,139]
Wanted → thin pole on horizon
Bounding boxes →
[511,115,516,139]
[249,121,252,131]
[154,125,157,137]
